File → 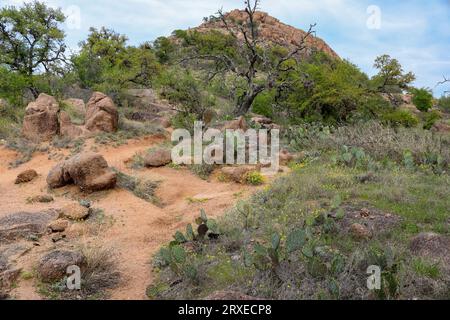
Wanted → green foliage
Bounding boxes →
[382,110,419,128]
[251,91,275,118]
[277,57,372,123]
[413,258,440,279]
[411,88,434,112]
[189,163,215,180]
[371,54,415,93]
[286,229,307,253]
[423,110,441,130]
[0,1,67,97]
[159,68,215,120]
[243,171,264,185]
[153,36,177,64]
[73,27,161,95]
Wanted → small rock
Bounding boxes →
[37,250,86,282]
[61,203,90,220]
[221,166,256,183]
[47,219,69,233]
[51,233,66,243]
[350,223,371,240]
[279,149,294,165]
[29,195,54,203]
[144,149,172,167]
[15,169,38,184]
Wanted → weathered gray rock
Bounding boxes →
[0,210,60,242]
[37,250,86,283]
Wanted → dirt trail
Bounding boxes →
[0,135,255,300]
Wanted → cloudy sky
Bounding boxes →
[3,0,450,96]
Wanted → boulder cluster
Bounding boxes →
[22,92,119,142]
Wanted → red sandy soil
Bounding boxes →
[0,135,259,300]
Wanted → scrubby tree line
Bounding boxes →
[0,0,447,131]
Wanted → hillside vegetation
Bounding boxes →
[0,0,449,300]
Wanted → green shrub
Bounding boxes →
[244,171,264,185]
[251,91,275,118]
[411,88,433,112]
[423,110,442,130]
[189,163,215,180]
[383,110,419,128]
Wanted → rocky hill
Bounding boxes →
[195,9,339,59]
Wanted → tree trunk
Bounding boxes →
[234,88,263,116]
[29,86,39,99]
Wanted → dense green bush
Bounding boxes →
[411,88,434,112]
[423,110,442,130]
[382,110,419,128]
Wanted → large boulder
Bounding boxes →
[59,111,86,139]
[22,93,60,142]
[85,92,119,133]
[144,149,172,167]
[37,250,86,283]
[0,210,60,242]
[222,116,248,131]
[63,98,85,117]
[47,152,117,192]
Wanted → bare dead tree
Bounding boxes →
[181,0,316,116]
[437,76,449,95]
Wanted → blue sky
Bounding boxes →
[4,0,450,96]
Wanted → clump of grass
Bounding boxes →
[38,246,120,300]
[6,138,37,168]
[413,258,441,279]
[189,163,215,180]
[114,169,161,206]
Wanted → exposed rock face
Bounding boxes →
[63,98,85,117]
[59,111,85,139]
[47,152,117,192]
[197,10,339,59]
[37,250,86,283]
[15,169,38,184]
[85,92,119,133]
[432,121,450,133]
[221,166,256,183]
[22,93,60,142]
[0,210,60,242]
[144,149,172,167]
[223,116,248,131]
